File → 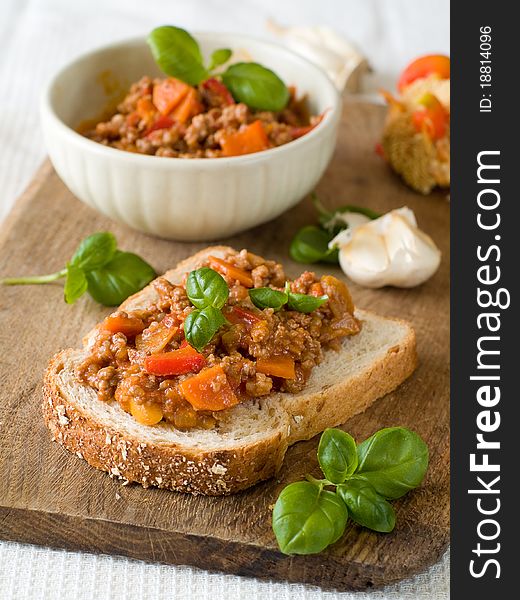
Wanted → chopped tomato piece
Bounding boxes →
[412,93,448,140]
[152,77,191,116]
[256,356,296,379]
[201,77,235,106]
[102,314,145,337]
[374,142,386,159]
[398,55,450,91]
[179,365,239,411]
[223,305,262,328]
[144,345,206,376]
[129,397,163,426]
[145,115,174,136]
[289,113,323,140]
[170,87,203,124]
[220,120,270,157]
[208,256,254,287]
[136,97,156,124]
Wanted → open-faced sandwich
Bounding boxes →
[43,247,417,495]
[379,55,450,194]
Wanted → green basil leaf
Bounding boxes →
[289,226,339,265]
[287,291,328,314]
[64,263,88,304]
[317,428,358,484]
[184,306,226,352]
[355,427,429,499]
[186,267,229,310]
[208,48,232,71]
[272,481,348,555]
[222,62,289,111]
[249,287,288,311]
[337,479,396,533]
[70,232,117,272]
[147,25,208,85]
[86,251,156,307]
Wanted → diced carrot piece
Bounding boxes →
[145,345,206,376]
[208,256,254,288]
[220,120,270,157]
[102,314,145,337]
[129,397,163,425]
[170,87,203,124]
[136,97,157,123]
[179,365,239,412]
[309,282,325,297]
[398,55,450,91]
[256,356,296,379]
[152,78,191,116]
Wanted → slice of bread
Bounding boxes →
[42,246,417,495]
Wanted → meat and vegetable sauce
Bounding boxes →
[82,76,320,158]
[77,250,360,430]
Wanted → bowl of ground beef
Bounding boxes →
[40,34,341,241]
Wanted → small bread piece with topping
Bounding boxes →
[380,55,450,194]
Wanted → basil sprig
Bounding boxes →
[289,193,381,265]
[272,427,429,555]
[0,232,156,306]
[184,267,229,351]
[248,282,328,314]
[147,25,289,111]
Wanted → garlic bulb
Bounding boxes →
[330,207,441,288]
[266,20,370,93]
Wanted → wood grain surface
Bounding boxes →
[0,101,450,591]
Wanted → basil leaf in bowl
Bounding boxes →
[222,62,290,111]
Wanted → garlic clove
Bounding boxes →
[338,226,390,288]
[384,215,441,287]
[328,212,372,249]
[334,206,441,288]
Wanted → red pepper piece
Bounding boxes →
[144,345,206,376]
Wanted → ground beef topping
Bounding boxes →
[77,250,360,430]
[81,76,320,158]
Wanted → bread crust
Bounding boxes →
[42,246,417,495]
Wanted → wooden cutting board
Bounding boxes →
[0,101,449,591]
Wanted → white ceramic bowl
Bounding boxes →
[40,34,341,241]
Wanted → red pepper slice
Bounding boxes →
[201,77,235,106]
[144,345,206,376]
[145,115,174,136]
[223,305,262,328]
[412,93,448,140]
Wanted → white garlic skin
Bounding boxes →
[336,207,441,288]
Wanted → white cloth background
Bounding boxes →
[0,0,450,597]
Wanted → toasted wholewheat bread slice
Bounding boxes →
[43,246,417,495]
